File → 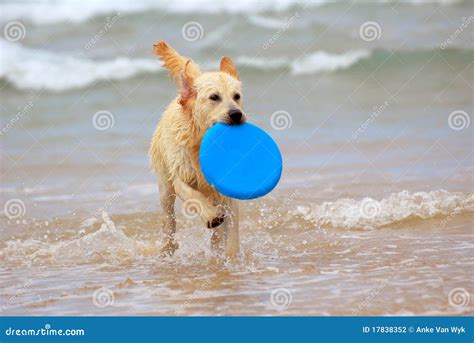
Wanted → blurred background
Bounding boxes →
[1,0,473,316]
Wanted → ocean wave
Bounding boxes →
[290,50,371,75]
[0,39,370,91]
[2,190,471,266]
[236,56,289,70]
[0,39,161,91]
[248,14,293,30]
[292,190,474,230]
[0,0,464,25]
[1,211,155,265]
[405,0,464,4]
[0,0,320,25]
[2,42,468,92]
[237,50,371,75]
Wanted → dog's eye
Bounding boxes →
[209,94,221,101]
[233,93,241,101]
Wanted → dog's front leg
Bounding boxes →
[223,200,239,258]
[210,200,239,258]
[173,178,224,228]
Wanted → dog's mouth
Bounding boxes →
[225,119,246,126]
[211,116,246,127]
[222,117,246,126]
[211,120,245,127]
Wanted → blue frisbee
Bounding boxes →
[199,122,282,200]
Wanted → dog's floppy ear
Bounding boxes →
[178,60,196,116]
[220,56,239,80]
[153,40,200,81]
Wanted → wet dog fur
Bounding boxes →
[149,41,246,258]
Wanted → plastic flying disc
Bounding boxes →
[199,122,282,200]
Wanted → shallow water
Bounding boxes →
[2,190,473,316]
[1,0,473,315]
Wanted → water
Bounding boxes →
[1,0,473,315]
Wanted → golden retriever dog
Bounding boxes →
[149,41,246,258]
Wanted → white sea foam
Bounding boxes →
[0,1,162,25]
[236,56,289,70]
[54,211,144,262]
[0,0,463,25]
[237,50,371,75]
[1,191,472,268]
[290,50,371,75]
[0,39,371,91]
[402,0,463,4]
[293,190,474,230]
[0,0,326,25]
[0,39,161,91]
[2,211,153,264]
[248,15,290,30]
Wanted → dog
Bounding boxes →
[149,41,246,258]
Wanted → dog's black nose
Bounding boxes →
[228,109,242,124]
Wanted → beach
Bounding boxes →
[1,0,473,316]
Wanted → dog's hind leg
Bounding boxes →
[159,176,178,257]
[210,225,225,254]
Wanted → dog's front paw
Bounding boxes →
[207,214,225,228]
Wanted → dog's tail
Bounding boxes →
[153,41,200,80]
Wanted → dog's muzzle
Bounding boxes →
[228,109,244,125]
